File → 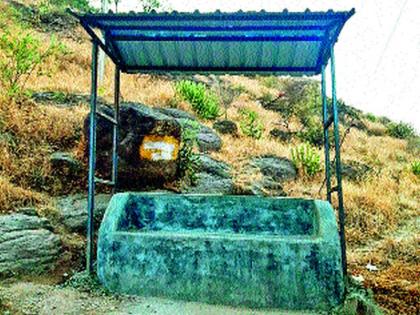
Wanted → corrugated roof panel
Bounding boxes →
[73,9,354,75]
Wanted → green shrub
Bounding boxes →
[215,81,241,120]
[259,78,321,130]
[231,84,247,95]
[365,113,377,122]
[291,143,322,177]
[178,119,201,184]
[175,80,221,120]
[297,120,325,147]
[239,108,264,139]
[39,0,92,13]
[406,136,420,155]
[260,76,279,89]
[0,31,67,97]
[139,0,162,12]
[411,160,420,176]
[386,121,416,139]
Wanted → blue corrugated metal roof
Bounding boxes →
[72,9,354,75]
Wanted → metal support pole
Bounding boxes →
[87,41,99,274]
[321,66,332,203]
[330,45,347,277]
[112,66,120,194]
[98,0,108,83]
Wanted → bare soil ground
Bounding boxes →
[0,282,318,315]
[347,216,420,314]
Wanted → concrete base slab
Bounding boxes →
[109,296,322,315]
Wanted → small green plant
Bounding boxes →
[98,86,107,97]
[62,271,109,295]
[411,160,420,176]
[178,119,201,184]
[175,80,221,120]
[386,121,416,139]
[332,277,383,315]
[50,91,67,103]
[239,108,264,139]
[291,143,321,177]
[0,31,67,97]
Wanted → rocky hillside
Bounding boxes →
[0,1,419,314]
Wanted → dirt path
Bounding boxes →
[0,282,319,315]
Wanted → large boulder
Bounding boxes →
[157,108,222,152]
[155,107,197,121]
[84,103,182,188]
[269,128,295,142]
[340,160,373,181]
[196,125,222,152]
[250,155,297,182]
[182,154,234,194]
[50,151,82,178]
[0,213,62,276]
[213,119,238,135]
[55,194,111,233]
[238,155,297,196]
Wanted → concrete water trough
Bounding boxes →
[97,193,344,311]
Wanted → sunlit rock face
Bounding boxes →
[84,102,182,189]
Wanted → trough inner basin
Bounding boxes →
[116,194,317,237]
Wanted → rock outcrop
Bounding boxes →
[213,120,238,135]
[0,213,62,276]
[50,151,82,178]
[182,154,234,194]
[158,108,222,152]
[239,155,297,196]
[55,194,111,233]
[269,128,295,142]
[340,160,373,181]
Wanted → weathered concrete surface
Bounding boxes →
[97,193,344,311]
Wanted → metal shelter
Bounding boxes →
[71,8,355,277]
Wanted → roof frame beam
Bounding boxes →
[81,9,354,22]
[102,24,331,32]
[122,65,317,73]
[109,34,324,42]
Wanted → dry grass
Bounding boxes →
[0,176,45,213]
[0,95,86,197]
